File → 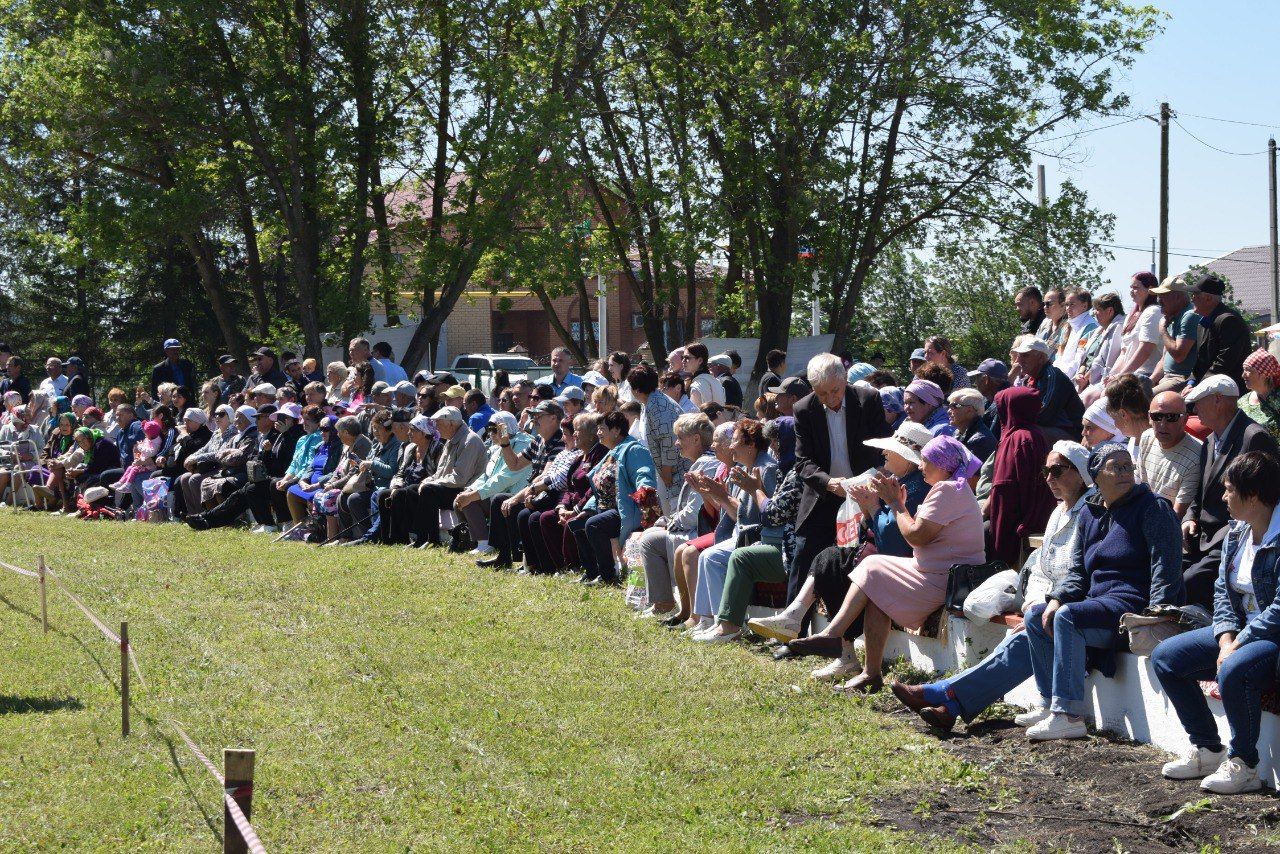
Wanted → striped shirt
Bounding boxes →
[1135,429,1202,508]
[522,430,566,478]
[541,448,583,491]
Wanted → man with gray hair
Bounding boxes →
[788,353,890,601]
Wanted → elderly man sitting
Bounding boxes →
[409,406,487,548]
[1010,334,1084,443]
[1135,391,1202,520]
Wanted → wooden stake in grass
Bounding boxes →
[120,621,129,738]
[224,749,256,854]
[37,555,47,635]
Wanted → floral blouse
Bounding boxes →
[591,453,619,511]
[1240,390,1280,442]
[760,467,802,572]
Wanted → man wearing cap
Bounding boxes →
[246,347,289,390]
[155,409,213,516]
[216,355,246,403]
[62,356,90,400]
[1010,334,1084,443]
[478,400,565,568]
[464,388,494,433]
[555,386,586,420]
[249,383,277,410]
[370,381,394,409]
[407,406,487,547]
[392,381,417,410]
[771,376,809,418]
[36,357,69,400]
[536,346,583,396]
[1150,275,1200,395]
[908,348,927,375]
[789,353,891,602]
[970,359,1010,440]
[188,403,303,531]
[1188,271,1249,390]
[148,338,194,396]
[1182,375,1279,608]
[710,351,743,408]
[372,341,409,385]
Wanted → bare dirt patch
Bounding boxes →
[871,707,1280,851]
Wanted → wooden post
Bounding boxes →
[120,621,129,738]
[37,555,47,635]
[223,748,256,854]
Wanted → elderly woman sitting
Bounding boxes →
[903,379,952,437]
[947,388,995,462]
[1238,349,1280,440]
[636,413,720,620]
[802,435,986,693]
[0,405,47,504]
[309,415,373,542]
[684,418,777,637]
[1081,398,1123,450]
[334,409,402,542]
[750,421,935,678]
[454,411,533,555]
[1022,445,1183,741]
[535,415,609,573]
[1152,451,1280,794]
[893,441,1095,730]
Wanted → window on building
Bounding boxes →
[631,312,644,330]
[699,317,715,336]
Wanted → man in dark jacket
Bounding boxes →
[216,355,246,403]
[1189,272,1250,390]
[709,353,743,408]
[245,346,289,390]
[0,356,32,403]
[1182,375,1280,609]
[789,353,891,601]
[1015,286,1047,336]
[149,338,196,396]
[63,357,91,400]
[1009,334,1084,442]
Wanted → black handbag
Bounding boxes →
[734,524,762,549]
[448,521,475,554]
[945,560,1008,616]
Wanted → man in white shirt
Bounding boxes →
[38,357,69,399]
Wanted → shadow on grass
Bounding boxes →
[0,695,84,715]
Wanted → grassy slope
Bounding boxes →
[0,513,975,852]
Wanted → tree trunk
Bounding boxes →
[370,160,401,328]
[341,0,374,344]
[234,195,270,339]
[179,229,249,363]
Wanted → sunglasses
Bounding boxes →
[1148,412,1183,423]
[1041,464,1072,479]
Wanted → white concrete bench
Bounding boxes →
[877,614,1280,789]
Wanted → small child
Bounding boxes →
[110,420,164,513]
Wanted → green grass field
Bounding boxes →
[0,512,976,851]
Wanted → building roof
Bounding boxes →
[1204,244,1278,323]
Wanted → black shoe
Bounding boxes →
[478,555,511,569]
[186,514,210,531]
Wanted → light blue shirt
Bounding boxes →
[375,358,408,385]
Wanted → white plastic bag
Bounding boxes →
[962,568,1020,622]
[835,495,861,548]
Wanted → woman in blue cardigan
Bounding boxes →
[1153,451,1280,794]
[568,411,656,585]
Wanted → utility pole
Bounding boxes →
[1159,102,1171,281]
[1269,137,1278,330]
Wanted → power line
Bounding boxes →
[1096,241,1273,265]
[1171,118,1269,156]
[1178,110,1280,132]
[1032,114,1148,144]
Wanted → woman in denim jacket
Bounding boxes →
[1153,451,1280,794]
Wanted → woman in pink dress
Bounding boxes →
[806,435,986,693]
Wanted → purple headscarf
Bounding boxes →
[921,435,981,484]
[904,379,944,408]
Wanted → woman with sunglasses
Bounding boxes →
[946,388,995,462]
[893,441,1096,730]
[1020,445,1183,741]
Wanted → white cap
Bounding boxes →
[863,421,934,466]
[431,405,465,424]
[235,405,257,420]
[251,383,277,396]
[1082,398,1118,438]
[558,386,586,401]
[272,403,303,421]
[1010,334,1053,356]
[708,354,733,368]
[1185,374,1240,403]
[581,370,609,387]
[409,414,433,433]
[1051,440,1093,486]
[182,408,208,426]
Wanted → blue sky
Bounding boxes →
[1041,0,1280,297]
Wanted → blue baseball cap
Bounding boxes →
[968,359,1010,382]
[163,338,182,350]
[910,348,927,362]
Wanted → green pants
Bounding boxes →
[717,544,788,625]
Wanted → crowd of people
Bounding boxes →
[4,266,1280,794]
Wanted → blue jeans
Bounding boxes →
[940,630,1034,722]
[1024,602,1116,716]
[1151,625,1279,767]
[694,539,735,617]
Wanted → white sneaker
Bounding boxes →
[811,655,862,681]
[471,544,496,556]
[746,612,802,643]
[251,525,279,534]
[1026,713,1088,742]
[1162,746,1228,780]
[1014,705,1052,727]
[1200,757,1262,794]
[681,618,714,638]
